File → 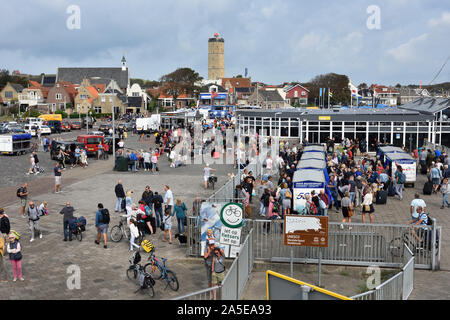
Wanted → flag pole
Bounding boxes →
[328,88,330,109]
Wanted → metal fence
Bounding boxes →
[351,244,415,300]
[187,218,440,270]
[243,219,439,270]
[174,229,254,301]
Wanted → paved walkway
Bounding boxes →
[0,136,234,300]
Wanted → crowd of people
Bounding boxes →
[231,136,444,232]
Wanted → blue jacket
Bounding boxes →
[95,210,104,227]
[130,153,138,161]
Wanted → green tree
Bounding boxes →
[305,73,351,106]
[160,68,203,109]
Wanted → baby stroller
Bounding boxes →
[70,216,87,241]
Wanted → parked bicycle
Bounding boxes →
[144,248,179,291]
[126,251,155,297]
[389,226,439,257]
[110,216,130,242]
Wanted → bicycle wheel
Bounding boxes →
[76,228,83,241]
[144,262,162,280]
[388,237,404,257]
[110,225,123,242]
[144,278,155,297]
[126,266,137,281]
[166,270,179,291]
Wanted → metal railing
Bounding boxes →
[172,286,221,301]
[351,244,415,300]
[187,218,440,270]
[174,229,254,301]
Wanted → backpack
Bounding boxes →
[272,201,280,214]
[425,213,433,226]
[101,208,110,224]
[307,201,318,215]
[16,188,22,198]
[398,172,406,184]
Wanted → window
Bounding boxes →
[86,138,103,144]
[59,103,65,110]
[80,94,88,100]
[301,91,306,96]
[94,106,102,113]
[56,93,62,100]
[101,96,105,103]
[4,91,13,98]
[109,96,113,103]
[133,92,139,97]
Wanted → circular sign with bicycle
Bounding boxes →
[220,203,244,229]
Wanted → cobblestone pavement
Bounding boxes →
[0,131,235,300]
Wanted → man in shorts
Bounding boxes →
[18,183,29,218]
[95,203,109,249]
[54,162,62,193]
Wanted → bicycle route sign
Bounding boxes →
[284,215,328,247]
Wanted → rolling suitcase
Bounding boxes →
[388,183,396,197]
[423,181,433,195]
[420,165,428,175]
[376,190,387,204]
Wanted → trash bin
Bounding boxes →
[115,156,129,172]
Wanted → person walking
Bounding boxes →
[114,180,126,213]
[361,186,375,223]
[95,203,109,249]
[143,150,151,171]
[0,208,10,247]
[440,177,450,209]
[7,233,24,282]
[0,233,8,282]
[151,151,158,174]
[203,237,215,292]
[174,198,187,234]
[60,202,75,241]
[18,183,29,218]
[152,192,164,228]
[162,207,173,244]
[27,201,42,242]
[163,185,174,215]
[129,218,141,252]
[410,193,426,221]
[211,245,226,293]
[394,165,405,200]
[54,162,62,193]
[430,163,443,194]
[192,197,202,217]
[340,192,353,229]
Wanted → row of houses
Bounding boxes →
[0,56,149,116]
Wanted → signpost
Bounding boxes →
[284,215,329,286]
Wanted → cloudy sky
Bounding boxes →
[1,0,449,86]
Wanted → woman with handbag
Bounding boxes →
[340,192,353,229]
[361,187,375,224]
[7,233,24,282]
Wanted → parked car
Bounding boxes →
[62,122,71,132]
[23,124,38,137]
[70,121,82,130]
[88,131,105,136]
[44,120,62,134]
[8,126,25,134]
[82,117,94,129]
[39,125,52,135]
[77,135,107,156]
[98,123,111,135]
